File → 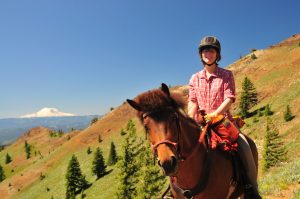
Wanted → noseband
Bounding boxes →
[142,108,185,161]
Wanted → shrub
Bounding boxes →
[251,53,257,60]
[90,118,98,126]
[284,105,294,122]
[264,104,273,116]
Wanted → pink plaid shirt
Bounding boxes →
[188,66,236,117]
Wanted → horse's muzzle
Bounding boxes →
[158,155,178,176]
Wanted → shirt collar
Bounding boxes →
[199,66,221,79]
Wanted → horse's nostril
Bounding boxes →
[171,156,177,166]
[158,156,178,176]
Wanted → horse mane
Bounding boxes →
[134,88,185,111]
[133,87,199,127]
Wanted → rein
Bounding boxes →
[169,123,213,199]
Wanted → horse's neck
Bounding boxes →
[179,115,204,157]
[175,116,208,187]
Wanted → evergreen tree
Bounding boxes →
[284,105,294,122]
[239,77,258,117]
[0,164,5,182]
[262,119,287,172]
[58,129,64,137]
[90,117,98,126]
[120,128,126,136]
[66,155,89,199]
[86,147,92,155]
[137,142,166,199]
[116,120,142,198]
[264,104,273,116]
[107,142,118,166]
[5,153,12,164]
[24,140,31,159]
[40,172,45,180]
[126,119,135,132]
[98,134,103,143]
[92,147,107,179]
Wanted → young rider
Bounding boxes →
[188,36,261,198]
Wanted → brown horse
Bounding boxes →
[127,83,258,199]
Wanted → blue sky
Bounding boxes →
[0,0,299,118]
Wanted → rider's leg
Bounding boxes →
[237,134,261,197]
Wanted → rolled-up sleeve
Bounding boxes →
[188,74,197,103]
[224,71,236,103]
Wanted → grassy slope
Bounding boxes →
[228,34,300,198]
[0,34,300,199]
[0,105,145,199]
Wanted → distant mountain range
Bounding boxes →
[0,115,100,145]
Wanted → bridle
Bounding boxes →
[141,107,186,161]
[142,107,216,199]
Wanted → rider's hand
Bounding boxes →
[204,112,217,123]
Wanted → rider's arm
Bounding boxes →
[188,100,198,119]
[188,74,198,119]
[210,98,233,117]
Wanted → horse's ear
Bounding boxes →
[161,83,170,97]
[126,99,142,111]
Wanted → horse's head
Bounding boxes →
[127,83,186,176]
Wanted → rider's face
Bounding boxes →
[201,47,217,65]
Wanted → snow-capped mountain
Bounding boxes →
[0,114,100,145]
[20,107,75,118]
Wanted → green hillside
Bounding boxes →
[0,34,300,199]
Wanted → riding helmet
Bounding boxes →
[198,36,221,53]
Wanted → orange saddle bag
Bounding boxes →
[210,115,240,152]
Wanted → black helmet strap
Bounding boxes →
[202,59,217,66]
